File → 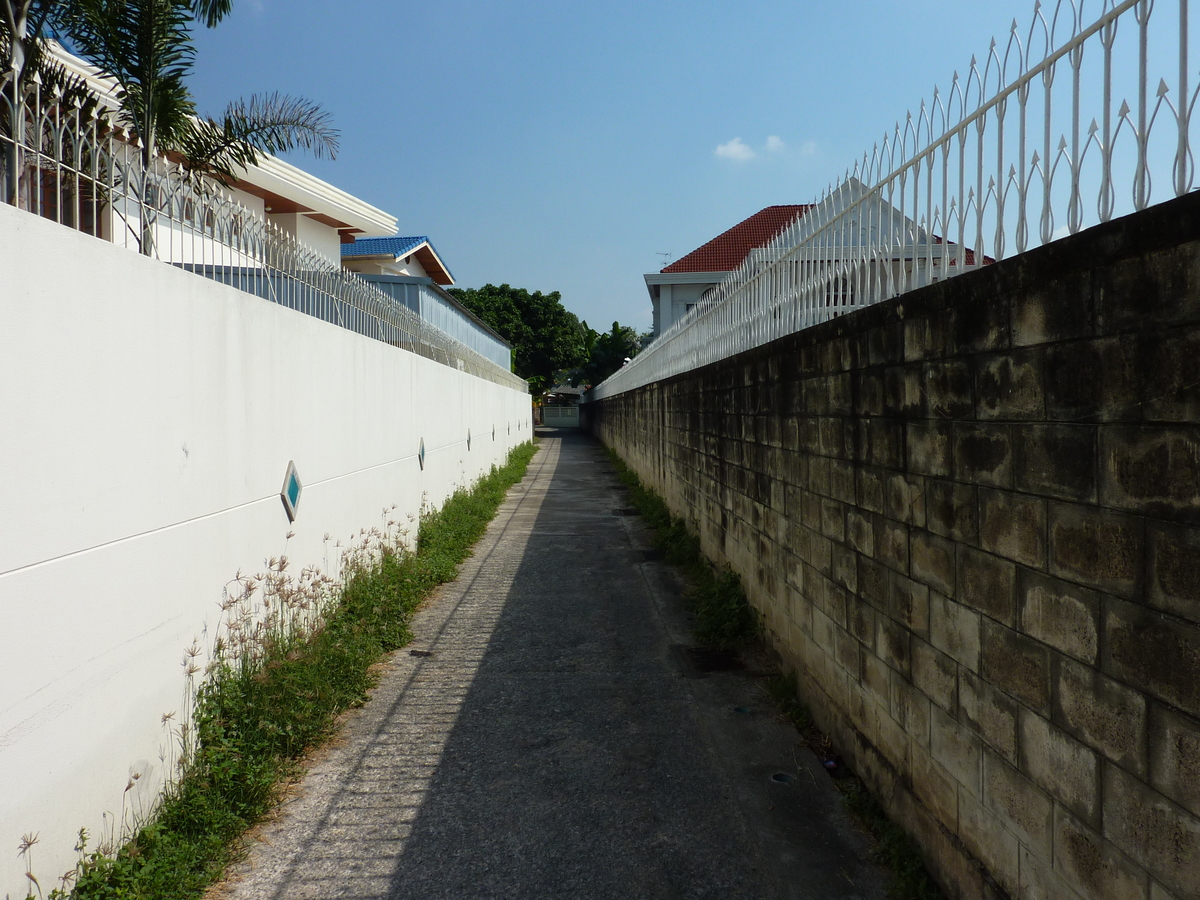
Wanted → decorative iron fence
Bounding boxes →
[593,0,1197,400]
[0,72,527,392]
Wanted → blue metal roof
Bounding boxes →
[341,235,429,259]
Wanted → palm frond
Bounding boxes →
[62,0,196,153]
[180,93,339,183]
[190,0,228,28]
[220,93,340,159]
[175,114,246,182]
[33,0,338,188]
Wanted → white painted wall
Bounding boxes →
[652,280,720,336]
[230,187,267,219]
[266,211,343,265]
[668,281,716,326]
[402,255,428,278]
[0,204,531,896]
[343,255,430,278]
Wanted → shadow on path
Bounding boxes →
[221,432,884,900]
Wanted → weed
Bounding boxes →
[765,671,813,733]
[603,447,758,651]
[601,444,941,900]
[48,442,537,900]
[764,671,945,900]
[842,782,943,900]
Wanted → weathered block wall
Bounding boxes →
[586,193,1200,900]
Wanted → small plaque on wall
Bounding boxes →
[281,460,302,522]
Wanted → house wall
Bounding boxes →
[267,211,343,265]
[230,187,267,219]
[96,187,339,269]
[0,204,531,896]
[586,192,1200,900]
[343,257,430,279]
[669,281,716,326]
[343,258,388,276]
[399,256,429,278]
[651,280,721,337]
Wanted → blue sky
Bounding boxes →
[188,0,1048,330]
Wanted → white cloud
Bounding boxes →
[715,137,756,162]
[766,135,785,153]
[801,140,817,156]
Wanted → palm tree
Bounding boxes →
[2,0,227,93]
[59,0,339,251]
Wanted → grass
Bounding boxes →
[842,781,944,900]
[765,670,814,732]
[37,442,537,900]
[603,447,758,651]
[602,444,941,900]
[766,670,945,900]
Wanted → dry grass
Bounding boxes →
[21,442,537,900]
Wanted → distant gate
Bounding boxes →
[541,406,579,428]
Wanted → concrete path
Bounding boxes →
[216,431,886,900]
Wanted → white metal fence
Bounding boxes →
[593,0,1197,400]
[0,74,526,392]
[359,274,515,371]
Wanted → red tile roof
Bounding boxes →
[932,234,995,267]
[662,205,812,273]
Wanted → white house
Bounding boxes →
[341,236,515,371]
[648,183,989,337]
[341,235,455,284]
[223,154,397,265]
[645,205,811,337]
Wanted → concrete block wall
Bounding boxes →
[586,192,1200,900]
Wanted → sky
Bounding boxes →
[185,0,1068,331]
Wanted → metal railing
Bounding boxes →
[593,0,1197,400]
[0,72,526,392]
[358,274,515,371]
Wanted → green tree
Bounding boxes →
[448,283,585,394]
[571,320,641,388]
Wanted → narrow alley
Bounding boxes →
[217,431,886,900]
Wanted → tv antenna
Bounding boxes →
[655,251,672,268]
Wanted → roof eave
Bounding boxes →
[234,156,397,237]
[644,271,729,285]
[411,241,454,286]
